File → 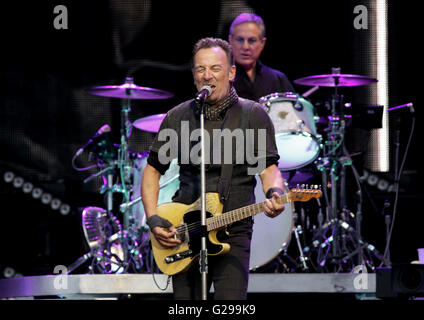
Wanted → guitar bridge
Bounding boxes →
[164,250,193,264]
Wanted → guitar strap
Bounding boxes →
[217,100,255,204]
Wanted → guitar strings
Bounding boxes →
[171,191,316,236]
[174,206,265,235]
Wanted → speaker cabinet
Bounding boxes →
[377,265,424,299]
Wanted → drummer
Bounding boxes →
[228,13,295,101]
[229,13,319,193]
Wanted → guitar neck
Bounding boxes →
[206,193,291,231]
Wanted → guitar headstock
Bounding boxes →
[289,185,322,202]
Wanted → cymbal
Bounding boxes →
[133,113,166,133]
[294,74,377,87]
[86,81,174,100]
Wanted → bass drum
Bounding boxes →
[249,175,294,270]
[131,155,180,231]
[259,92,321,171]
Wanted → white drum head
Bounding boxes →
[249,176,293,270]
[276,131,321,171]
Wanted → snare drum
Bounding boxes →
[259,92,321,171]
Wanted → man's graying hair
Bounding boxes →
[192,37,235,68]
[229,13,266,39]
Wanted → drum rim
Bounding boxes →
[259,91,299,103]
[275,130,318,139]
[259,91,314,109]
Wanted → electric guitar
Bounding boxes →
[150,186,322,275]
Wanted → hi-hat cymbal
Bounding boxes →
[133,113,166,133]
[294,74,377,87]
[86,80,174,100]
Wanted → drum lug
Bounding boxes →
[294,101,303,111]
[265,102,272,112]
[296,120,305,131]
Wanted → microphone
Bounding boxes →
[76,124,111,156]
[95,124,111,136]
[408,102,415,113]
[195,85,212,103]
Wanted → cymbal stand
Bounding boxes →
[117,77,148,272]
[313,84,386,272]
[119,78,133,207]
[314,82,363,271]
[292,224,309,272]
[316,88,345,269]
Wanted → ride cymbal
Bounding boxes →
[294,74,377,87]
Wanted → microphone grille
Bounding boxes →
[200,85,212,95]
[98,124,111,134]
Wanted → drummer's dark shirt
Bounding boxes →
[233,60,295,101]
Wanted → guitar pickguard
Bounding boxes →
[179,210,223,257]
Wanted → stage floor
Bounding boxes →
[0,273,375,300]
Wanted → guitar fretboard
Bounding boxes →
[206,193,291,231]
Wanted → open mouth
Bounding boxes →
[205,84,216,91]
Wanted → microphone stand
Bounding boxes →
[197,99,208,301]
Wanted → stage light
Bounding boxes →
[3,170,72,215]
[357,0,390,172]
[51,198,62,210]
[12,176,24,188]
[4,171,14,183]
[375,0,389,172]
[3,267,16,278]
[22,182,34,193]
[59,204,71,216]
[32,187,43,199]
[41,193,52,205]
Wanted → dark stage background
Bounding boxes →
[0,1,422,277]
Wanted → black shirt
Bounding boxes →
[147,97,279,211]
[233,60,295,102]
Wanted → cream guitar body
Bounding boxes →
[150,187,321,275]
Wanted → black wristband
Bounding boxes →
[266,187,284,199]
[146,215,173,230]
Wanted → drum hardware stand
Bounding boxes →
[274,249,299,273]
[292,70,387,272]
[315,89,347,270]
[68,78,153,275]
[292,225,309,272]
[119,174,180,213]
[66,206,129,274]
[66,235,131,275]
[70,79,174,275]
[314,75,369,271]
[314,92,386,272]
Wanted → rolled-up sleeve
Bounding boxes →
[147,113,174,175]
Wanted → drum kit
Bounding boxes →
[67,70,388,275]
